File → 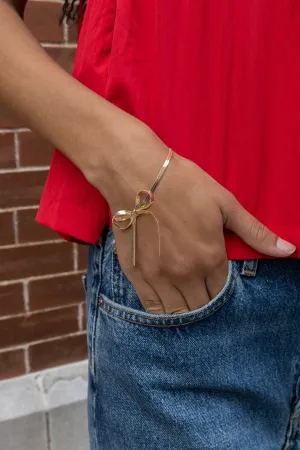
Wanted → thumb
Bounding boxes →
[224,196,296,257]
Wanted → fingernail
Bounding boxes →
[276,238,296,254]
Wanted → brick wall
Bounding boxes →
[0,0,89,381]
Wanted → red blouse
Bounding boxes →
[37,0,300,259]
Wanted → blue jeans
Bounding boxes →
[85,226,300,449]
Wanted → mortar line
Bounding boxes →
[24,345,30,373]
[12,210,19,244]
[0,205,39,213]
[63,19,68,43]
[0,269,85,286]
[0,331,86,354]
[0,166,49,174]
[78,303,83,331]
[0,301,84,321]
[0,128,30,134]
[14,132,20,168]
[23,281,30,313]
[45,412,51,450]
[0,239,63,250]
[42,42,77,48]
[73,243,79,271]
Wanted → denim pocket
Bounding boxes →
[98,233,236,328]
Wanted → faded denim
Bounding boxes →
[84,226,300,449]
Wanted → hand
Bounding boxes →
[89,119,296,314]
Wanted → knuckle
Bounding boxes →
[166,306,189,314]
[122,263,141,280]
[220,192,239,226]
[142,298,164,314]
[222,191,241,218]
[223,191,238,211]
[145,266,161,282]
[227,191,238,204]
[204,248,226,270]
[169,257,196,278]
[250,221,269,244]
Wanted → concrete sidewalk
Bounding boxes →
[0,360,89,450]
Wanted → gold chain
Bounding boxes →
[112,148,173,266]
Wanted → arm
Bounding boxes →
[0,0,145,189]
[0,0,295,314]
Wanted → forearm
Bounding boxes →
[0,0,139,189]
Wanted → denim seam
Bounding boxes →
[111,240,116,302]
[98,272,236,327]
[112,245,126,305]
[91,241,107,450]
[99,289,233,327]
[90,243,105,377]
[105,260,234,319]
[282,360,300,449]
[100,292,231,320]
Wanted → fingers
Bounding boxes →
[129,264,226,315]
[124,252,223,314]
[224,195,296,257]
[135,279,191,314]
[121,257,224,315]
[205,258,228,299]
[151,281,190,314]
[133,279,165,314]
[120,250,191,314]
[176,279,211,311]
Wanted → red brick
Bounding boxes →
[19,131,54,167]
[0,170,48,208]
[0,284,24,317]
[29,273,85,311]
[18,208,57,243]
[24,1,63,43]
[0,102,25,128]
[0,212,14,245]
[46,47,76,74]
[78,244,88,270]
[0,306,78,348]
[29,333,87,372]
[0,133,15,169]
[0,242,73,282]
[0,349,25,380]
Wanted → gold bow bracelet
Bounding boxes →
[112,148,173,266]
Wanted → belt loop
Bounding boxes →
[241,260,258,277]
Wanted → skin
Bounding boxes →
[0,0,296,314]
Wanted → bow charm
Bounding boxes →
[112,189,160,266]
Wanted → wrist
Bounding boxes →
[83,116,165,203]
